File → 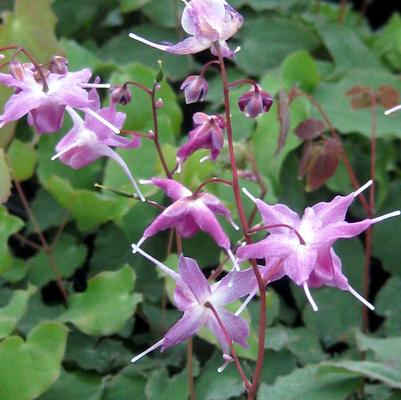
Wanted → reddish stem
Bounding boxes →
[215,44,266,400]
[205,302,251,390]
[199,60,220,78]
[228,78,258,91]
[187,339,196,400]
[0,45,49,92]
[193,177,233,197]
[123,80,152,96]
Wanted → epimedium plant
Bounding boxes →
[1,0,401,400]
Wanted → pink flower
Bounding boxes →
[238,84,273,119]
[129,0,243,58]
[130,246,254,366]
[133,178,239,266]
[0,62,92,134]
[181,75,209,104]
[237,181,400,311]
[176,112,225,170]
[52,88,144,201]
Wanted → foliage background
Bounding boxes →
[0,0,401,399]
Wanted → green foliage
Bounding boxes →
[0,150,11,204]
[0,322,68,400]
[6,140,37,182]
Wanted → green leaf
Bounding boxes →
[0,206,24,274]
[60,39,103,72]
[40,369,104,400]
[60,265,142,336]
[0,322,68,400]
[281,51,320,92]
[120,0,151,12]
[196,352,246,400]
[145,368,188,400]
[6,139,36,182]
[0,286,36,340]
[317,23,383,71]
[45,175,125,232]
[0,150,11,204]
[302,239,364,346]
[313,69,401,139]
[26,234,87,287]
[142,0,181,28]
[258,365,361,400]
[318,360,401,389]
[109,63,182,133]
[103,367,146,399]
[236,16,319,75]
[375,277,401,335]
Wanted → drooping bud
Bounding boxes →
[238,84,273,119]
[9,61,25,81]
[49,56,69,74]
[180,75,209,104]
[155,98,164,109]
[110,85,132,105]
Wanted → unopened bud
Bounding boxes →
[155,60,164,83]
[0,54,5,60]
[9,60,25,81]
[238,84,273,119]
[155,98,164,109]
[180,75,209,104]
[49,55,69,74]
[110,85,132,105]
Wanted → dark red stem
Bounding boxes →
[193,177,233,196]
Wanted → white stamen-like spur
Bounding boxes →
[83,107,121,134]
[129,33,169,52]
[384,104,401,115]
[131,339,164,364]
[242,187,257,203]
[303,282,318,312]
[348,286,375,310]
[373,210,400,224]
[81,83,111,89]
[235,289,257,316]
[353,180,372,198]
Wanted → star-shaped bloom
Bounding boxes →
[237,181,400,311]
[176,112,225,171]
[130,246,254,366]
[134,178,239,265]
[129,0,243,58]
[52,88,144,201]
[0,62,93,134]
[181,75,209,104]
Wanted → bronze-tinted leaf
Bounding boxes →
[295,118,325,140]
[346,85,372,109]
[377,85,400,109]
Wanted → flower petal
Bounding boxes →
[151,178,193,201]
[312,193,354,225]
[178,255,211,304]
[162,308,206,350]
[284,245,317,286]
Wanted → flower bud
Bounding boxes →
[49,56,69,74]
[238,84,273,119]
[180,75,208,104]
[0,54,5,60]
[110,85,132,105]
[155,98,164,109]
[9,61,25,81]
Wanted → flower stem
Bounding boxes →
[205,302,251,391]
[215,44,266,400]
[193,177,233,196]
[0,45,49,92]
[187,339,196,400]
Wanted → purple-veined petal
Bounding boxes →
[211,267,258,306]
[284,245,317,286]
[28,102,65,134]
[150,178,193,201]
[175,217,200,238]
[312,194,354,225]
[191,202,230,249]
[167,36,212,55]
[178,255,211,304]
[162,308,206,350]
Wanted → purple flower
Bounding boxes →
[130,246,254,365]
[129,0,243,57]
[52,88,145,201]
[134,177,239,266]
[0,62,92,134]
[176,112,225,170]
[238,85,273,119]
[237,181,400,311]
[110,85,132,105]
[181,75,209,104]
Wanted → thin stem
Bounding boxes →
[228,78,258,91]
[362,93,377,332]
[13,178,68,301]
[94,183,165,210]
[215,44,266,400]
[0,45,49,92]
[338,0,347,24]
[193,177,233,196]
[151,82,172,178]
[187,339,196,400]
[199,60,220,78]
[121,129,154,140]
[13,233,42,251]
[123,81,152,96]
[295,90,370,214]
[205,302,251,391]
